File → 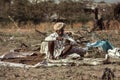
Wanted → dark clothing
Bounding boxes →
[97,17,104,30]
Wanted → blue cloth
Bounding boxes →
[86,40,114,52]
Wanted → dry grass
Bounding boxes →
[0,65,120,80]
[104,20,120,30]
[0,21,120,80]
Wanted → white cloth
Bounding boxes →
[40,32,77,59]
[0,52,34,59]
[108,48,120,58]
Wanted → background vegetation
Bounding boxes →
[0,0,120,28]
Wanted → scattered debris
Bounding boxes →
[20,42,29,48]
[35,29,47,36]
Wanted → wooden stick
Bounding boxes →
[8,16,19,29]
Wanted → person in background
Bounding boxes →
[97,14,104,30]
[94,7,98,20]
[94,7,104,30]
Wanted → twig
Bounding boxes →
[8,16,19,29]
[35,28,47,36]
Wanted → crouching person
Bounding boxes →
[40,22,86,60]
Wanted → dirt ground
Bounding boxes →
[0,25,120,80]
[0,64,120,80]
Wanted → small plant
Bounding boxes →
[102,67,115,80]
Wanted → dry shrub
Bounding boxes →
[73,23,83,29]
[109,20,120,30]
[104,20,120,30]
[36,22,55,32]
[86,21,94,27]
[86,21,94,31]
[0,21,119,34]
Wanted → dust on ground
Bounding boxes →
[0,26,120,80]
[0,64,120,80]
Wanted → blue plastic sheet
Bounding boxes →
[86,40,114,52]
